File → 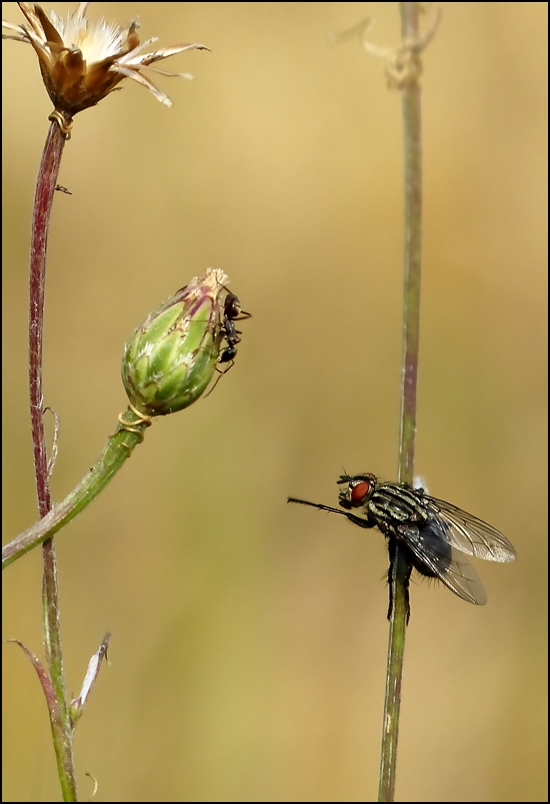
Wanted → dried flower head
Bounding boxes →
[2,2,208,114]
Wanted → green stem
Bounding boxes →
[378,4,425,802]
[42,540,76,802]
[2,411,148,570]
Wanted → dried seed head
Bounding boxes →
[2,2,208,114]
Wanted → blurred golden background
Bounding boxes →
[2,2,547,801]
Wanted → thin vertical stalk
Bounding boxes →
[30,117,78,801]
[378,4,424,801]
[30,121,62,519]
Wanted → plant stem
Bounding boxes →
[29,117,78,801]
[2,415,148,569]
[378,4,425,801]
[31,122,62,517]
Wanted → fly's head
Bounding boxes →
[337,473,377,510]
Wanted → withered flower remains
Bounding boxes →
[2,2,208,114]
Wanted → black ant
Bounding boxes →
[219,292,251,366]
[205,291,251,397]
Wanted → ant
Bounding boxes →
[205,290,251,397]
[219,292,251,366]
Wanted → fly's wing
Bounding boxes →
[396,523,487,605]
[421,495,516,563]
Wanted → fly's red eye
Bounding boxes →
[350,481,370,504]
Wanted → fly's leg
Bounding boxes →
[344,512,377,529]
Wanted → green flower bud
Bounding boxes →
[121,268,230,416]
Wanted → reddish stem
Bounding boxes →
[29,117,78,801]
[29,120,65,516]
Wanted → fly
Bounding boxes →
[288,473,516,620]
